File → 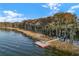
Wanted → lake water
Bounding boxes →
[0,30,45,56]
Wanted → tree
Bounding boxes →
[51,12,77,43]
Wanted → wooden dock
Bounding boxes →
[35,41,49,48]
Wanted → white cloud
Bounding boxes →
[42,3,61,10]
[42,3,62,14]
[67,10,75,13]
[70,4,79,10]
[67,4,79,13]
[0,10,27,22]
[3,10,23,17]
[42,5,48,8]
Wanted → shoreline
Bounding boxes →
[0,27,79,55]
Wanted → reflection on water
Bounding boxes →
[0,30,45,56]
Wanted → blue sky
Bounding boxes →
[0,3,79,22]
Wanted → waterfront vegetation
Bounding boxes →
[0,12,79,42]
[44,47,77,56]
[0,12,79,55]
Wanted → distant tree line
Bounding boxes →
[0,12,79,43]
